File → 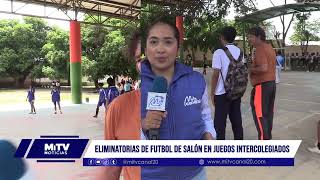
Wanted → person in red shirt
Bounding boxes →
[75,30,143,180]
[247,26,276,140]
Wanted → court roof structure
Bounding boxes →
[236,2,320,23]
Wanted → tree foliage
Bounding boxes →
[41,26,69,80]
[0,17,50,87]
[81,17,138,87]
[142,0,257,63]
[290,13,320,54]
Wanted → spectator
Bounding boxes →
[275,50,284,84]
[211,26,244,140]
[51,85,62,114]
[247,27,276,140]
[26,84,36,114]
[93,83,106,118]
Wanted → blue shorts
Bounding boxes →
[52,98,60,102]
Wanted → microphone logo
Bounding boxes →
[146,92,166,111]
[149,96,165,107]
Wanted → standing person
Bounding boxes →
[308,120,320,154]
[26,84,36,114]
[203,54,207,75]
[93,83,106,118]
[55,80,61,90]
[88,26,215,180]
[186,51,192,66]
[247,27,276,140]
[309,53,316,72]
[124,80,132,93]
[51,80,56,87]
[116,82,122,92]
[51,85,62,114]
[211,26,244,140]
[141,17,215,180]
[104,77,120,109]
[275,50,284,84]
[120,79,126,94]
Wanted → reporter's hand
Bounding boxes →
[202,132,215,140]
[142,111,167,131]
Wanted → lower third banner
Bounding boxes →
[83,158,294,166]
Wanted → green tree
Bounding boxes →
[141,0,257,64]
[81,23,109,87]
[184,15,229,63]
[81,17,138,87]
[290,13,320,54]
[41,27,69,81]
[0,17,50,87]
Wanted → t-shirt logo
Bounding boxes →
[184,96,201,107]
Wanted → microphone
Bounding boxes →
[0,140,26,180]
[146,76,168,140]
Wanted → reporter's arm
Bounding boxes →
[201,86,216,140]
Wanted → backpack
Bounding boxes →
[220,47,248,101]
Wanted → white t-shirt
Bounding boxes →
[211,44,242,95]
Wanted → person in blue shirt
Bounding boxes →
[140,17,215,180]
[51,85,62,114]
[275,50,285,84]
[26,84,36,114]
[93,83,107,118]
[104,77,120,109]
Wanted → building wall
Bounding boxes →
[185,42,320,66]
[285,45,320,56]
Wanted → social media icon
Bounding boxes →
[103,159,109,165]
[199,159,204,165]
[111,159,117,165]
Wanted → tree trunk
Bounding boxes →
[281,41,286,54]
[305,41,309,55]
[94,79,99,89]
[14,76,26,88]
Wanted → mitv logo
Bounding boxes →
[44,143,70,155]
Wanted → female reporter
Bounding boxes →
[140,17,216,180]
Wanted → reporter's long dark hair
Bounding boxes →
[128,30,142,61]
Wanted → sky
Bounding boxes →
[226,0,320,44]
[0,0,319,44]
[0,0,76,30]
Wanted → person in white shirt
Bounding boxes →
[210,26,244,140]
